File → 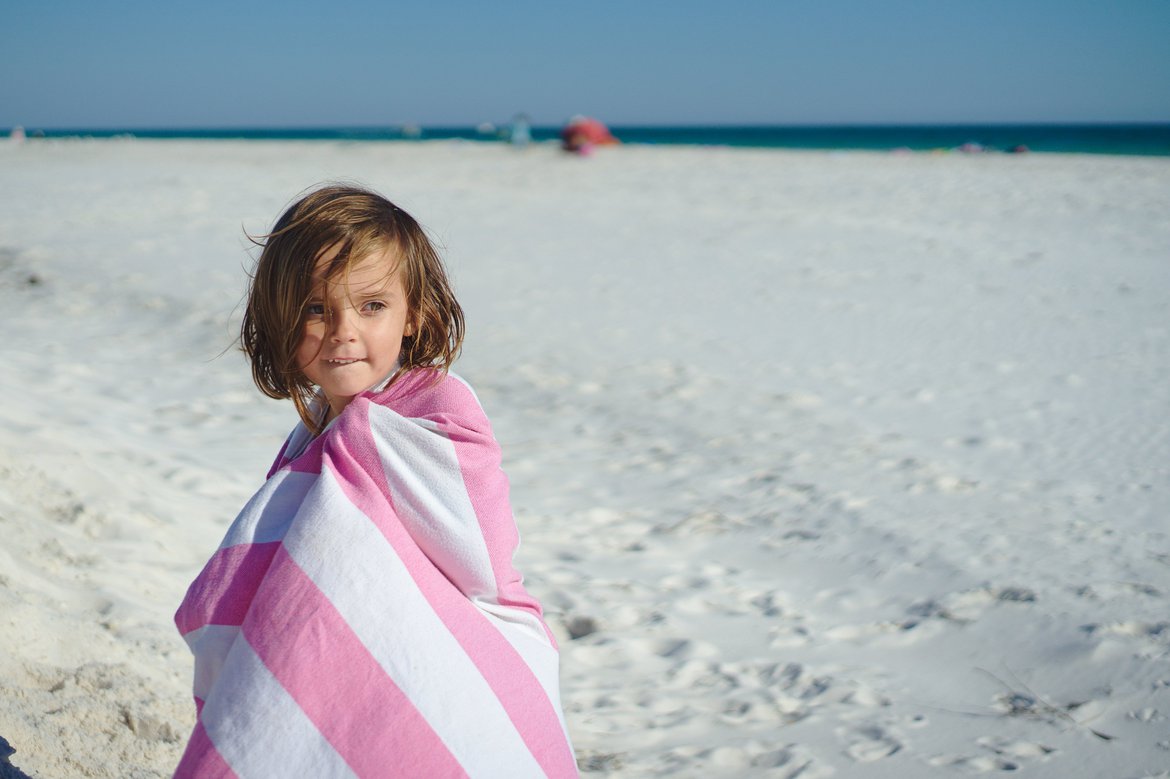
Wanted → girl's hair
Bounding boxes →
[241,184,464,433]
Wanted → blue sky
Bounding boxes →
[3,0,1168,128]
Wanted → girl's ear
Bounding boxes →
[404,315,417,337]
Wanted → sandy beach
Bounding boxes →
[0,138,1167,777]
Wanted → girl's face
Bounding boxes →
[296,243,413,419]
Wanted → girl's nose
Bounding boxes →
[329,307,358,342]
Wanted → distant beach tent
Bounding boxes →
[560,115,619,154]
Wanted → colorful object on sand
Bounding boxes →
[560,115,619,154]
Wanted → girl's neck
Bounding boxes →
[323,401,344,425]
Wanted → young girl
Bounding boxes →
[174,185,577,778]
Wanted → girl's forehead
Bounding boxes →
[312,243,403,288]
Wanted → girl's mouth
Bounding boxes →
[326,358,362,365]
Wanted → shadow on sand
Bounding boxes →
[0,735,34,779]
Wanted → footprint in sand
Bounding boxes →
[825,583,1042,644]
[1073,580,1162,600]
[909,584,1038,624]
[928,735,1058,773]
[768,621,813,649]
[1082,620,1170,645]
[750,743,833,778]
[1128,707,1163,723]
[840,724,903,763]
[659,743,830,779]
[928,752,1023,772]
[976,736,1057,760]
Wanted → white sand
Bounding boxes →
[0,138,1167,778]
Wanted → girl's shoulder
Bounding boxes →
[367,368,490,428]
[269,370,492,478]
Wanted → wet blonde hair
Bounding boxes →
[241,184,464,434]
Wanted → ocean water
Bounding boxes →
[11,123,1170,156]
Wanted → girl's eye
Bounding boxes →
[306,303,325,317]
[363,301,386,313]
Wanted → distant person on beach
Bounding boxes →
[172,185,577,777]
[510,112,532,147]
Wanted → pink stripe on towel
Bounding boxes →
[242,545,466,778]
[423,567,578,775]
[174,721,239,779]
[448,420,556,644]
[175,541,281,635]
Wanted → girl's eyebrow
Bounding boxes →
[354,277,400,296]
[318,276,397,298]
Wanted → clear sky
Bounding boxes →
[3,0,1168,128]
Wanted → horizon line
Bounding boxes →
[7,120,1170,133]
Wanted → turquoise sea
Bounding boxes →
[11,123,1170,156]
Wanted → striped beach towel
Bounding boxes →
[174,369,577,778]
